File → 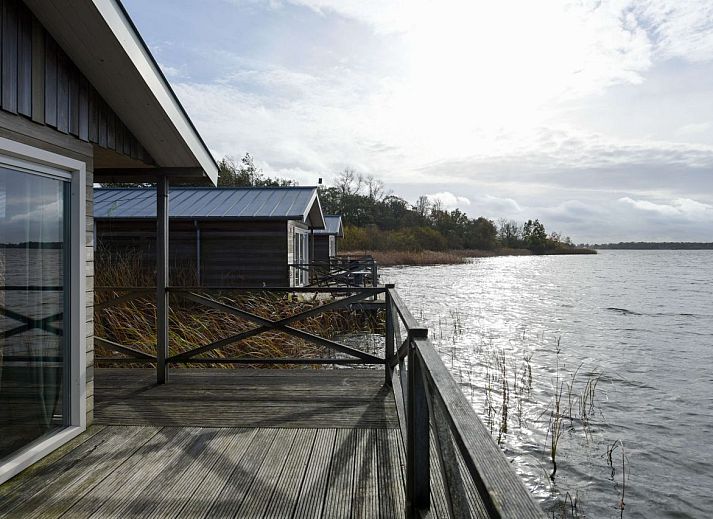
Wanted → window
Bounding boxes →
[0,166,71,462]
[292,228,309,286]
[0,139,85,484]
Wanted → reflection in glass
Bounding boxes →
[0,166,69,461]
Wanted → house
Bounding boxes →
[0,0,216,484]
[311,214,344,263]
[94,186,325,287]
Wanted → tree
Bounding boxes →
[497,219,522,248]
[415,196,430,219]
[523,219,548,253]
[465,217,498,250]
[218,153,295,187]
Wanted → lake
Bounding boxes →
[382,250,713,519]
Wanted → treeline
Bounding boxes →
[217,157,586,254]
[592,242,713,250]
[317,169,583,254]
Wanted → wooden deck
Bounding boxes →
[0,367,474,518]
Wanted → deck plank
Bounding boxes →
[0,426,106,513]
[237,428,298,518]
[61,427,197,518]
[292,428,336,519]
[377,428,406,519]
[2,427,160,519]
[206,428,278,517]
[93,368,397,429]
[323,428,357,519]
[139,428,235,519]
[352,428,379,519]
[173,428,258,519]
[262,428,317,518]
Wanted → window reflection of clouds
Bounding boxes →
[0,167,63,244]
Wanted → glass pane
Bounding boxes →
[0,166,68,461]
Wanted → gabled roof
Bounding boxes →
[25,0,218,184]
[94,187,325,228]
[314,215,344,237]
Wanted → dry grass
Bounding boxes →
[341,250,468,266]
[94,249,384,369]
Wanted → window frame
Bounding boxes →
[0,136,87,484]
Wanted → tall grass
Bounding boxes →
[94,249,384,369]
[342,249,468,266]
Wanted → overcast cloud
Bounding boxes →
[124,0,713,243]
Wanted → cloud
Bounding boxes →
[425,192,471,211]
[618,197,713,221]
[124,0,713,242]
[637,1,713,62]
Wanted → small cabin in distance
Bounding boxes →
[312,215,343,263]
[94,186,325,287]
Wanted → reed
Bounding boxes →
[341,249,468,266]
[607,439,628,515]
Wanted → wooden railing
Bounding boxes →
[289,255,378,288]
[385,285,546,518]
[94,286,385,367]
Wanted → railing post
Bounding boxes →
[156,175,169,384]
[407,331,430,516]
[384,284,395,385]
[371,259,378,299]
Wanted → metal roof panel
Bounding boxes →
[94,187,322,221]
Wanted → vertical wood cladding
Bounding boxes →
[313,235,331,263]
[0,0,153,164]
[96,220,292,287]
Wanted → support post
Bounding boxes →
[156,176,169,384]
[407,332,430,516]
[385,284,395,385]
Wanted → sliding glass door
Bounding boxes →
[0,165,70,461]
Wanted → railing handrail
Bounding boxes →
[95,286,384,293]
[414,337,545,518]
[384,286,545,518]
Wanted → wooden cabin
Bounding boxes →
[311,214,343,263]
[94,187,326,287]
[0,0,217,484]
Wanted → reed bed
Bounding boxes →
[342,249,468,266]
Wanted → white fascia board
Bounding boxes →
[92,0,218,185]
[303,188,325,229]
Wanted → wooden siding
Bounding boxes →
[313,235,330,263]
[96,219,291,287]
[0,0,153,164]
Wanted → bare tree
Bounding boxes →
[415,195,430,218]
[430,198,443,216]
[335,168,363,196]
[365,175,385,201]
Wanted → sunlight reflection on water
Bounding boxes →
[382,250,713,519]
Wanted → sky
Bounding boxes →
[123,0,713,243]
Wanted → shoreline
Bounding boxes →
[341,247,596,267]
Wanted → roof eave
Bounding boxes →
[25,0,218,185]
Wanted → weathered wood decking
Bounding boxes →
[94,368,398,429]
[0,368,487,518]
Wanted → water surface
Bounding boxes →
[382,250,713,519]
